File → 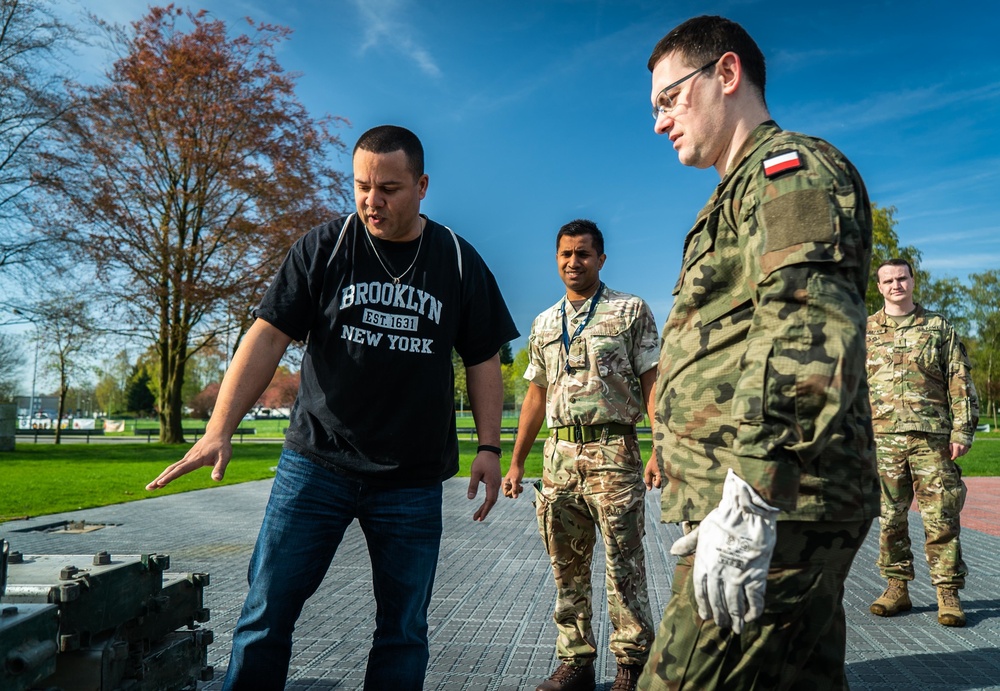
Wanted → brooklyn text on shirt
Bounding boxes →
[339,281,443,324]
[337,280,444,355]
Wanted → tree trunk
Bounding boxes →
[163,358,187,443]
[55,385,68,446]
[159,353,187,443]
[987,342,996,429]
[158,314,190,443]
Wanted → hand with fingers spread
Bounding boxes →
[670,468,779,633]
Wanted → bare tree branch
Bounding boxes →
[0,0,78,275]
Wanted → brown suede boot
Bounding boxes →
[870,578,912,617]
[937,587,966,627]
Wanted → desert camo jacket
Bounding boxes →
[524,286,659,428]
[654,121,880,523]
[867,305,979,446]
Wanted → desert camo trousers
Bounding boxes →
[533,434,655,666]
[876,432,968,588]
[638,519,871,691]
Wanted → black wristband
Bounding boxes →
[477,444,502,457]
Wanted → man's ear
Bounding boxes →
[718,51,741,96]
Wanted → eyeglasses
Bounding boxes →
[651,57,721,120]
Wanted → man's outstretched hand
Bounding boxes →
[146,434,233,490]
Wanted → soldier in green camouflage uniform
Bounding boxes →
[503,219,658,691]
[638,16,880,691]
[867,257,979,627]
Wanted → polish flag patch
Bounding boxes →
[763,151,802,177]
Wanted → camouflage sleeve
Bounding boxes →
[945,323,980,446]
[629,300,659,377]
[730,144,871,510]
[523,315,549,389]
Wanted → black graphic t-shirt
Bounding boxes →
[255,214,518,486]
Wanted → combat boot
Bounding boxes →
[536,661,595,691]
[937,587,966,627]
[610,663,643,691]
[870,578,912,617]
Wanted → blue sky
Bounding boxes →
[48,0,1000,355]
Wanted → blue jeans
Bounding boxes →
[222,449,443,690]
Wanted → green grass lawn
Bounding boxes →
[0,444,280,522]
[958,431,1000,475]
[0,439,545,522]
[1,432,995,523]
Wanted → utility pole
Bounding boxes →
[13,309,39,422]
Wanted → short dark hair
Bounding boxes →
[877,257,914,278]
[353,125,424,178]
[557,219,604,256]
[647,15,766,102]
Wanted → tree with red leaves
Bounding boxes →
[49,6,350,442]
[256,366,300,409]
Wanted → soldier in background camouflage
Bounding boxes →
[639,16,879,690]
[503,219,658,691]
[867,257,979,627]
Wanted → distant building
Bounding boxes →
[14,395,59,421]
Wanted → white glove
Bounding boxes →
[670,468,779,634]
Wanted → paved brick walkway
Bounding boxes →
[3,477,999,690]
[954,476,1000,538]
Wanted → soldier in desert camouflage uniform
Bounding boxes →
[867,257,979,627]
[503,219,658,691]
[638,16,880,691]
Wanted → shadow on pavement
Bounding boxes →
[847,647,1000,690]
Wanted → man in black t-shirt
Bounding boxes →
[147,125,518,690]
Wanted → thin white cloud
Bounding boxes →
[909,227,1000,246]
[921,253,1000,272]
[350,0,441,79]
[788,81,1000,133]
[888,172,998,211]
[871,161,999,233]
[882,160,999,193]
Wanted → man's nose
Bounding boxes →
[654,110,673,135]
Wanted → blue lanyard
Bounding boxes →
[561,282,603,372]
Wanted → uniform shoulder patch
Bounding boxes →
[762,150,803,177]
